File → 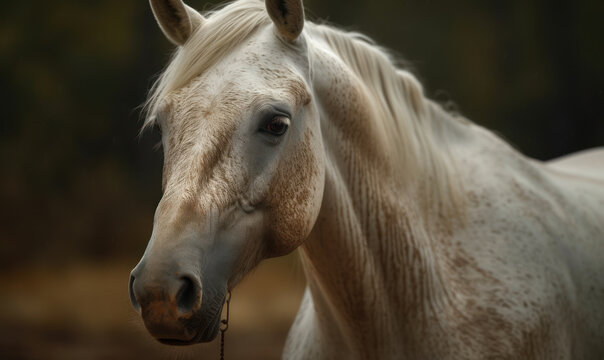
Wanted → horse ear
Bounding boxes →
[265,0,305,42]
[149,0,204,46]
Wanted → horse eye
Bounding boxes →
[262,116,289,136]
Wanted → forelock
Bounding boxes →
[143,0,272,131]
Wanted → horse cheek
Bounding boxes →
[266,130,321,256]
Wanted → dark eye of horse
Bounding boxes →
[262,116,289,136]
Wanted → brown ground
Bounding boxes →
[0,254,306,360]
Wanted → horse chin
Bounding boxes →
[155,295,224,346]
[194,310,222,343]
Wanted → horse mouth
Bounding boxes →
[154,317,220,345]
[154,298,224,345]
[158,338,198,346]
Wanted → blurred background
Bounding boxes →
[0,0,602,359]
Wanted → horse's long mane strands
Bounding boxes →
[306,24,464,219]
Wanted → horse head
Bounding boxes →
[128,0,324,345]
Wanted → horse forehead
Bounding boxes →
[164,32,309,131]
[217,52,304,90]
[208,30,307,85]
[169,58,307,120]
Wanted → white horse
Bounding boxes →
[129,0,604,358]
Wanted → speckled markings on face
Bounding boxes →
[266,128,320,256]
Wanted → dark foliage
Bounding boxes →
[1,0,602,267]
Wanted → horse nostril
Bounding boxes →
[129,274,141,312]
[176,276,200,314]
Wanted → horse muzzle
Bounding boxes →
[129,263,223,344]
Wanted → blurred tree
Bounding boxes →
[0,0,602,268]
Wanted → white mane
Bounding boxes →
[306,24,465,219]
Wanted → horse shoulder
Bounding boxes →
[445,138,604,358]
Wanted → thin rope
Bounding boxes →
[219,291,232,360]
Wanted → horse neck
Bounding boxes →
[299,38,467,354]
